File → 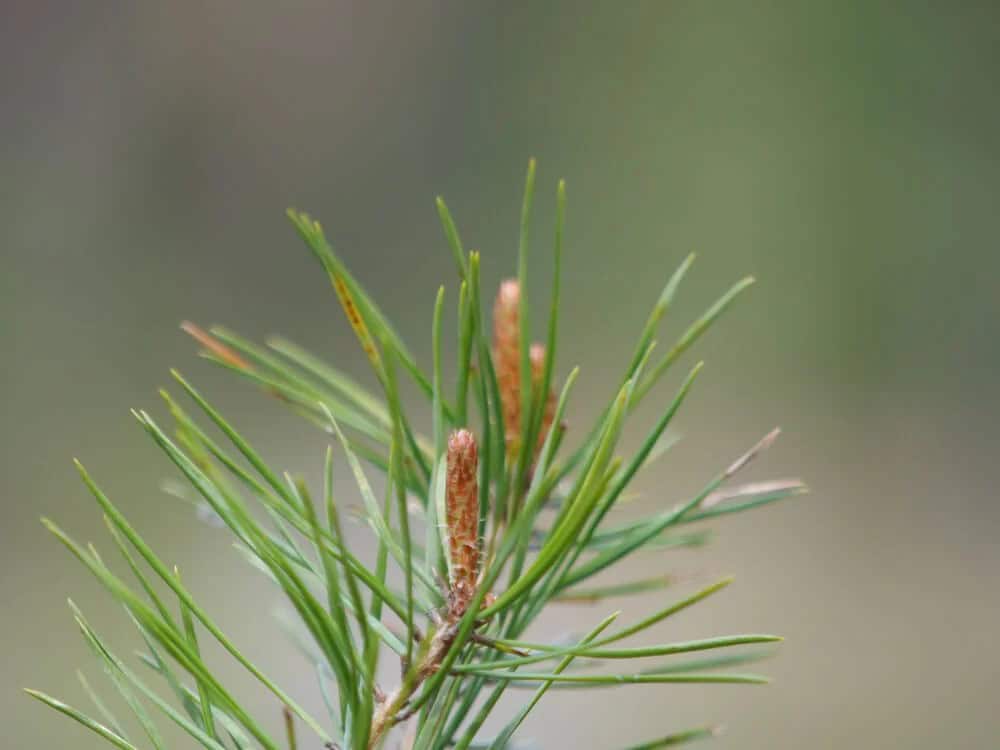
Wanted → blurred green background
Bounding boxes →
[4,2,999,748]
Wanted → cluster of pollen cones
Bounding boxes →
[442,279,556,620]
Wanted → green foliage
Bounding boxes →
[28,161,805,749]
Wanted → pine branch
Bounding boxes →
[29,160,804,750]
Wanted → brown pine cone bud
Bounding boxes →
[492,279,522,460]
[446,429,480,617]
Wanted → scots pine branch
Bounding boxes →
[29,161,805,750]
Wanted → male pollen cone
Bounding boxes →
[446,429,479,617]
[492,279,522,459]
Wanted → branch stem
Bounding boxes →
[368,622,458,748]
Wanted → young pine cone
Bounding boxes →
[445,429,480,618]
[492,280,522,460]
[492,280,556,462]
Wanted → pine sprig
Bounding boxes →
[28,161,805,750]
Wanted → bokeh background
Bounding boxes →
[4,2,999,748]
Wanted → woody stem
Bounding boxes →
[368,624,457,749]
